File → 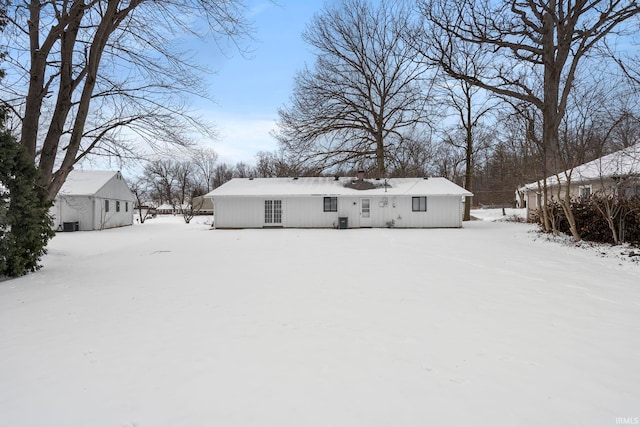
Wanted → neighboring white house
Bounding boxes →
[206,175,472,229]
[50,170,136,231]
[516,144,640,219]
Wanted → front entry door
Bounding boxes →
[264,200,283,226]
[360,198,372,227]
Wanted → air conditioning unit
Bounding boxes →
[62,221,79,232]
[338,217,348,229]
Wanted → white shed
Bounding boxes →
[206,176,472,229]
[50,170,136,231]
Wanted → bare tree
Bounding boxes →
[255,151,283,177]
[174,161,195,209]
[274,0,433,177]
[254,150,313,177]
[234,161,253,178]
[387,131,435,177]
[190,147,219,193]
[129,177,153,224]
[142,157,209,223]
[418,0,640,238]
[212,163,234,189]
[431,142,466,183]
[436,49,497,219]
[1,0,253,201]
[490,103,545,210]
[144,159,178,208]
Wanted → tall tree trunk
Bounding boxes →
[463,99,473,221]
[560,178,581,242]
[376,134,386,178]
[21,0,47,158]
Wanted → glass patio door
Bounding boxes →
[264,200,282,225]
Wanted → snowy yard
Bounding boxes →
[1,210,639,427]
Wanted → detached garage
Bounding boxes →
[50,170,135,231]
[206,175,472,229]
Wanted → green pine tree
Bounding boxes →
[0,125,55,278]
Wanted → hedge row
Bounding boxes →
[535,197,640,247]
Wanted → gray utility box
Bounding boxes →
[338,217,348,229]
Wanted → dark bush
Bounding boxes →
[539,197,640,247]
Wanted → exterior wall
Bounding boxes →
[93,175,134,229]
[93,197,134,230]
[51,196,94,231]
[284,197,341,228]
[213,194,465,229]
[214,197,266,228]
[395,196,464,228]
[51,196,134,231]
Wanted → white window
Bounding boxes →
[264,200,282,224]
[323,197,337,212]
[412,196,427,212]
[116,201,121,212]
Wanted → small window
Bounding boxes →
[116,201,121,212]
[125,202,129,212]
[105,200,110,212]
[412,196,427,212]
[579,185,592,199]
[323,197,337,212]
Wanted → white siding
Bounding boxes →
[213,194,465,229]
[214,197,264,228]
[51,196,94,231]
[95,174,136,202]
[284,197,339,228]
[94,197,134,230]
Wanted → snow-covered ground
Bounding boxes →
[1,210,639,427]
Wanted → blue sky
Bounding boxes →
[194,0,331,165]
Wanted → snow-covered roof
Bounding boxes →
[58,170,122,196]
[521,144,640,190]
[206,177,472,197]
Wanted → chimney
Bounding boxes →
[356,170,365,181]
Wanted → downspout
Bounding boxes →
[91,197,95,230]
[211,197,216,229]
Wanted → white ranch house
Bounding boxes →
[50,170,135,231]
[206,176,472,229]
[516,144,640,219]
